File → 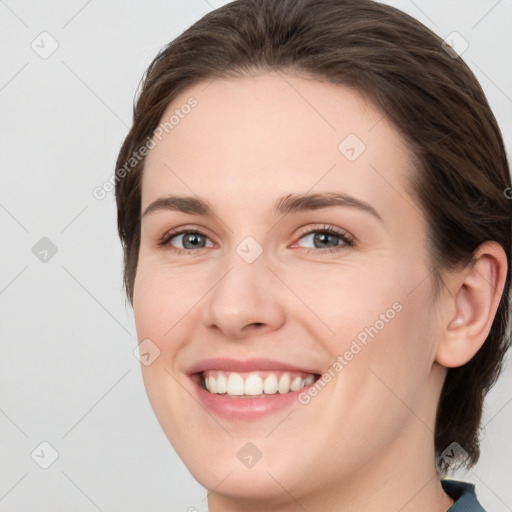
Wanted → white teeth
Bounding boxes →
[263,374,278,394]
[290,376,303,391]
[278,373,291,394]
[202,371,316,397]
[304,375,315,386]
[207,375,217,393]
[227,373,244,395]
[216,373,227,394]
[244,373,263,395]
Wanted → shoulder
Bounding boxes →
[441,479,486,511]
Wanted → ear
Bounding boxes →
[436,241,508,368]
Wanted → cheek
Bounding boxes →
[133,259,203,345]
[281,259,403,355]
[132,263,200,437]
[356,274,438,424]
[298,256,436,399]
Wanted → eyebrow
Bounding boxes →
[142,192,383,222]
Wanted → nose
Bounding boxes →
[201,251,286,339]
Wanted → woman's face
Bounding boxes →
[134,72,447,504]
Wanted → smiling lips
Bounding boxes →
[187,358,321,418]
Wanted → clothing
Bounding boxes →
[443,479,486,511]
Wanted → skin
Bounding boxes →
[133,71,507,512]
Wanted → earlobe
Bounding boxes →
[435,241,508,368]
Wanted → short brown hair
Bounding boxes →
[115,0,511,473]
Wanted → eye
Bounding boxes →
[293,224,354,254]
[158,229,214,253]
[157,224,354,255]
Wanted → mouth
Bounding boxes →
[192,370,320,398]
[187,360,322,420]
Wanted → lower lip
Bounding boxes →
[190,375,314,420]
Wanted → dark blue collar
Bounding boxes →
[442,479,486,511]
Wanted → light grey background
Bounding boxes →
[1,0,511,510]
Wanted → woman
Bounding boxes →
[114,0,510,510]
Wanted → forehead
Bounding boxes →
[141,71,415,219]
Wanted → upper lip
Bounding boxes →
[186,357,320,375]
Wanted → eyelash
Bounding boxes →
[157,224,355,256]
[295,225,355,253]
